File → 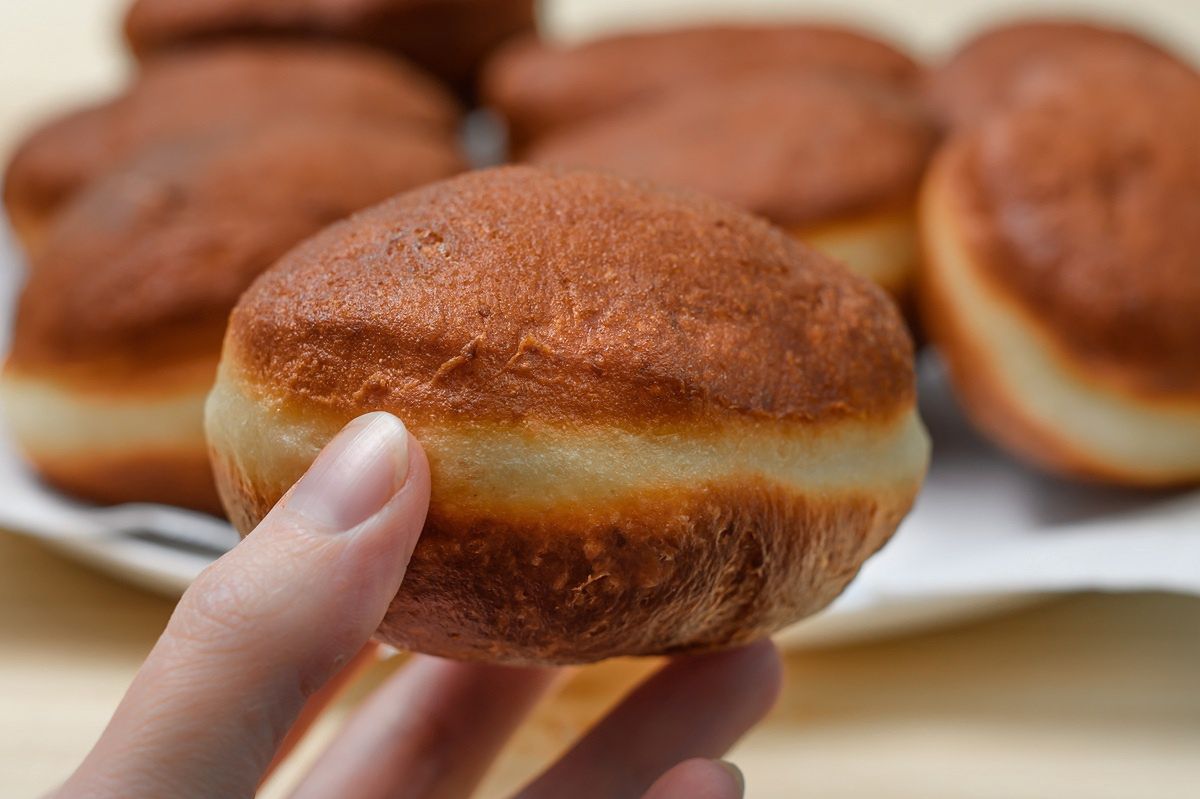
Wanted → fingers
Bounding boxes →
[517,640,782,799]
[641,759,745,799]
[61,413,431,799]
[261,642,382,787]
[291,657,557,799]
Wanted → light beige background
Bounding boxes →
[4,0,1200,156]
[2,1,1200,797]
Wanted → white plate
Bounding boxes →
[3,209,1198,650]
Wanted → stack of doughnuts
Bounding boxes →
[483,23,934,302]
[4,121,463,512]
[5,9,1197,663]
[479,16,1200,486]
[3,10,471,511]
[206,166,930,663]
[4,42,459,256]
[920,20,1200,485]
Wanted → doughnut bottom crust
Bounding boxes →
[920,161,1200,486]
[792,207,918,304]
[2,369,221,512]
[206,359,930,665]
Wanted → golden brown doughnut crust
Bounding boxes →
[936,79,1200,399]
[2,42,459,249]
[8,120,465,384]
[124,0,536,91]
[226,166,915,427]
[214,166,922,663]
[526,74,936,229]
[928,19,1197,129]
[217,459,912,663]
[481,24,923,145]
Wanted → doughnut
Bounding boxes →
[2,120,464,512]
[928,19,1196,130]
[206,166,930,664]
[3,42,458,255]
[919,77,1200,486]
[123,0,536,92]
[481,24,923,147]
[526,73,936,302]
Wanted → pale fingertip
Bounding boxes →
[641,758,746,799]
[284,412,410,532]
[716,760,745,795]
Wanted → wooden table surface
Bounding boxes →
[3,531,1198,798]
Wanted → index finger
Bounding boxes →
[58,414,429,799]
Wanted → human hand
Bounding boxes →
[54,413,782,799]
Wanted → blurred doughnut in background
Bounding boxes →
[526,72,937,305]
[3,43,459,257]
[124,0,537,94]
[481,23,923,148]
[927,18,1199,130]
[920,56,1200,486]
[2,120,464,511]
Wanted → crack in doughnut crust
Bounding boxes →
[2,42,460,255]
[482,24,922,147]
[208,166,929,664]
[3,120,465,512]
[919,77,1200,485]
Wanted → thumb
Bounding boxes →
[61,412,430,799]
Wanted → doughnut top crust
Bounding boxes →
[929,19,1196,129]
[3,43,459,233]
[950,78,1200,396]
[226,166,916,427]
[9,121,464,380]
[124,0,536,89]
[482,24,923,144]
[527,74,936,227]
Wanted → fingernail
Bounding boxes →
[716,760,745,796]
[286,413,410,532]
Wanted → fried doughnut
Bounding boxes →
[206,166,929,664]
[929,19,1197,130]
[481,24,923,147]
[526,74,936,302]
[919,79,1200,486]
[124,0,536,92]
[3,42,459,255]
[2,121,464,512]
